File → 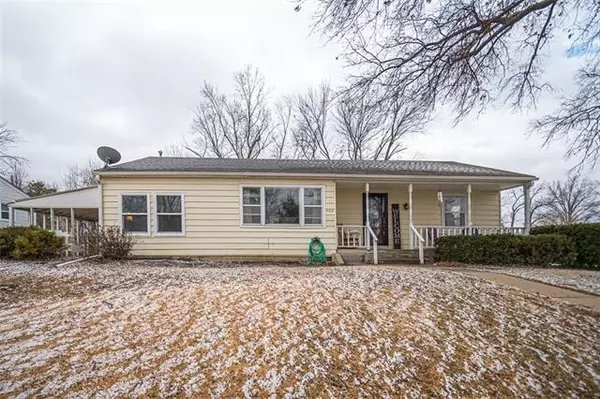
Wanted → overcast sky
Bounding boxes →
[1,0,598,185]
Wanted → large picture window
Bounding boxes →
[443,196,466,227]
[241,186,324,227]
[121,195,149,233]
[156,194,184,234]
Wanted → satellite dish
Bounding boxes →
[97,146,122,168]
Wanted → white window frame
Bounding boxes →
[442,194,467,227]
[119,193,150,236]
[154,193,185,236]
[239,184,325,228]
[0,203,9,220]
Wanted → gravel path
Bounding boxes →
[0,260,598,397]
[478,267,600,295]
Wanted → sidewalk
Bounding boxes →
[447,268,600,312]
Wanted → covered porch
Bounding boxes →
[9,187,100,253]
[335,180,533,264]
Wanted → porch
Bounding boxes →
[335,180,532,264]
[9,187,100,255]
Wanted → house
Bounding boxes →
[94,157,537,264]
[0,176,29,227]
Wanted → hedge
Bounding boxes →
[435,234,577,267]
[531,224,600,269]
[0,227,64,260]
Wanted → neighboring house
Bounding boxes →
[0,176,29,227]
[96,157,537,263]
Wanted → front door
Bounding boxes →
[363,193,389,246]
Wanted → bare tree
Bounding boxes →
[373,100,429,160]
[534,62,600,168]
[272,96,295,159]
[501,183,548,227]
[335,90,383,160]
[293,83,335,160]
[540,173,600,224]
[303,0,600,166]
[62,159,101,190]
[1,162,29,190]
[0,122,27,174]
[188,66,273,159]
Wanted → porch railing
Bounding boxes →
[412,226,526,248]
[337,225,368,248]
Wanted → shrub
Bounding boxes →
[81,225,135,260]
[12,229,64,260]
[531,224,600,269]
[435,234,577,267]
[0,226,33,257]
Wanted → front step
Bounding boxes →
[338,248,435,265]
[365,249,435,265]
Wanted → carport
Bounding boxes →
[9,186,99,245]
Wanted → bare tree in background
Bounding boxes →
[372,100,429,160]
[302,0,600,166]
[0,122,27,175]
[293,83,335,160]
[62,159,101,190]
[1,162,29,190]
[188,66,273,159]
[540,173,600,224]
[335,90,383,160]
[272,96,295,159]
[501,183,548,227]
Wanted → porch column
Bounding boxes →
[9,207,14,227]
[50,208,55,231]
[408,183,413,249]
[365,183,370,248]
[70,208,75,238]
[467,184,472,233]
[33,211,37,227]
[524,182,532,234]
[29,207,34,226]
[42,213,47,230]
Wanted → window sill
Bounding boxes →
[154,232,186,237]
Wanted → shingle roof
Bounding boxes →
[99,157,536,179]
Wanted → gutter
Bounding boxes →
[95,170,538,182]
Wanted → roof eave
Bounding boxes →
[96,170,537,182]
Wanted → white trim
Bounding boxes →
[408,183,413,249]
[119,193,151,236]
[467,184,472,228]
[98,183,103,227]
[154,193,186,236]
[97,170,537,182]
[239,184,326,228]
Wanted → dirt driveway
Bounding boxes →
[0,261,598,397]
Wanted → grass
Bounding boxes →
[0,260,598,397]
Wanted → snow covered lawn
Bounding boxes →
[0,261,598,397]
[481,267,600,295]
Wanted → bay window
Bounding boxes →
[443,195,466,227]
[121,194,149,233]
[241,186,324,227]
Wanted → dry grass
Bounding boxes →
[0,260,598,397]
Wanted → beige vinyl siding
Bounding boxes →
[336,186,501,249]
[101,176,336,257]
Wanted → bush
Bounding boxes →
[0,226,34,257]
[12,228,64,260]
[435,234,577,267]
[81,225,135,260]
[531,224,600,269]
